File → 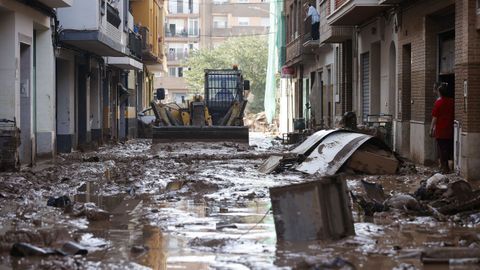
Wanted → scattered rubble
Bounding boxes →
[351,172,480,222]
[73,203,111,222]
[385,194,419,211]
[244,112,278,133]
[59,241,88,256]
[130,245,149,254]
[47,195,72,208]
[421,247,480,264]
[10,242,56,257]
[302,257,356,270]
[82,156,100,162]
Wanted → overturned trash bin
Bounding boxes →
[270,176,355,242]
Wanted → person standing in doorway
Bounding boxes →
[430,82,454,173]
[306,3,320,40]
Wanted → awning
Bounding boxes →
[327,1,391,26]
[60,30,126,57]
[105,57,143,71]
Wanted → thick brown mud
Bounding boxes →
[0,133,479,269]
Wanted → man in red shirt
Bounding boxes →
[429,83,454,173]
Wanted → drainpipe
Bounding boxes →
[320,80,324,129]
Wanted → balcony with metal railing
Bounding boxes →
[327,0,391,26]
[128,31,142,60]
[139,26,161,64]
[302,16,322,47]
[285,13,318,65]
[319,0,353,43]
[165,31,188,38]
[167,51,188,62]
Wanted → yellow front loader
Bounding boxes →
[150,69,250,143]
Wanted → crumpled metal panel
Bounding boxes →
[290,129,339,155]
[257,155,284,174]
[295,132,373,175]
[258,129,339,174]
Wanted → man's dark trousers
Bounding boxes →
[312,22,319,40]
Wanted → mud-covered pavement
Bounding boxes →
[0,133,480,270]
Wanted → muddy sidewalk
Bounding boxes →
[0,133,479,269]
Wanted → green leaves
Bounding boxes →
[184,36,268,113]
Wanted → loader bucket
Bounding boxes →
[152,126,249,144]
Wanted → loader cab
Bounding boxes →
[205,69,245,124]
[214,79,235,102]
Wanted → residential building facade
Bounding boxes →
[157,0,270,102]
[155,0,201,103]
[201,0,270,49]
[0,0,72,168]
[280,0,352,133]
[130,0,167,120]
[57,0,145,149]
[280,0,480,181]
[56,0,166,151]
[0,0,166,170]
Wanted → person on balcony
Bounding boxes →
[306,3,320,40]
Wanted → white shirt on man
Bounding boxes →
[307,6,320,24]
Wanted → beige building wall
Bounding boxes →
[158,0,269,101]
[202,0,269,48]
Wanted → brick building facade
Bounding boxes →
[281,0,480,180]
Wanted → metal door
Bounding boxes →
[361,52,370,121]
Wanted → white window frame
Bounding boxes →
[188,19,199,36]
[213,16,228,28]
[238,17,250,26]
[168,67,176,77]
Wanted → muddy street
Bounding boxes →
[0,133,479,270]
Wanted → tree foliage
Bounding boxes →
[183,36,268,113]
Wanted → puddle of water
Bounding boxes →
[74,179,478,270]
[71,180,277,269]
[66,154,480,269]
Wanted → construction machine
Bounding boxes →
[150,68,250,143]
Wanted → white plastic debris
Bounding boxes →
[426,173,449,190]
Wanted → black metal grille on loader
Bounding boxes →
[204,69,244,125]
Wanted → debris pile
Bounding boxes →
[259,129,399,176]
[352,173,480,220]
[10,241,88,257]
[244,112,278,133]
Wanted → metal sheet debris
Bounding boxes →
[421,247,480,264]
[295,132,373,175]
[290,129,339,156]
[257,155,284,174]
[259,129,398,176]
[270,176,355,242]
